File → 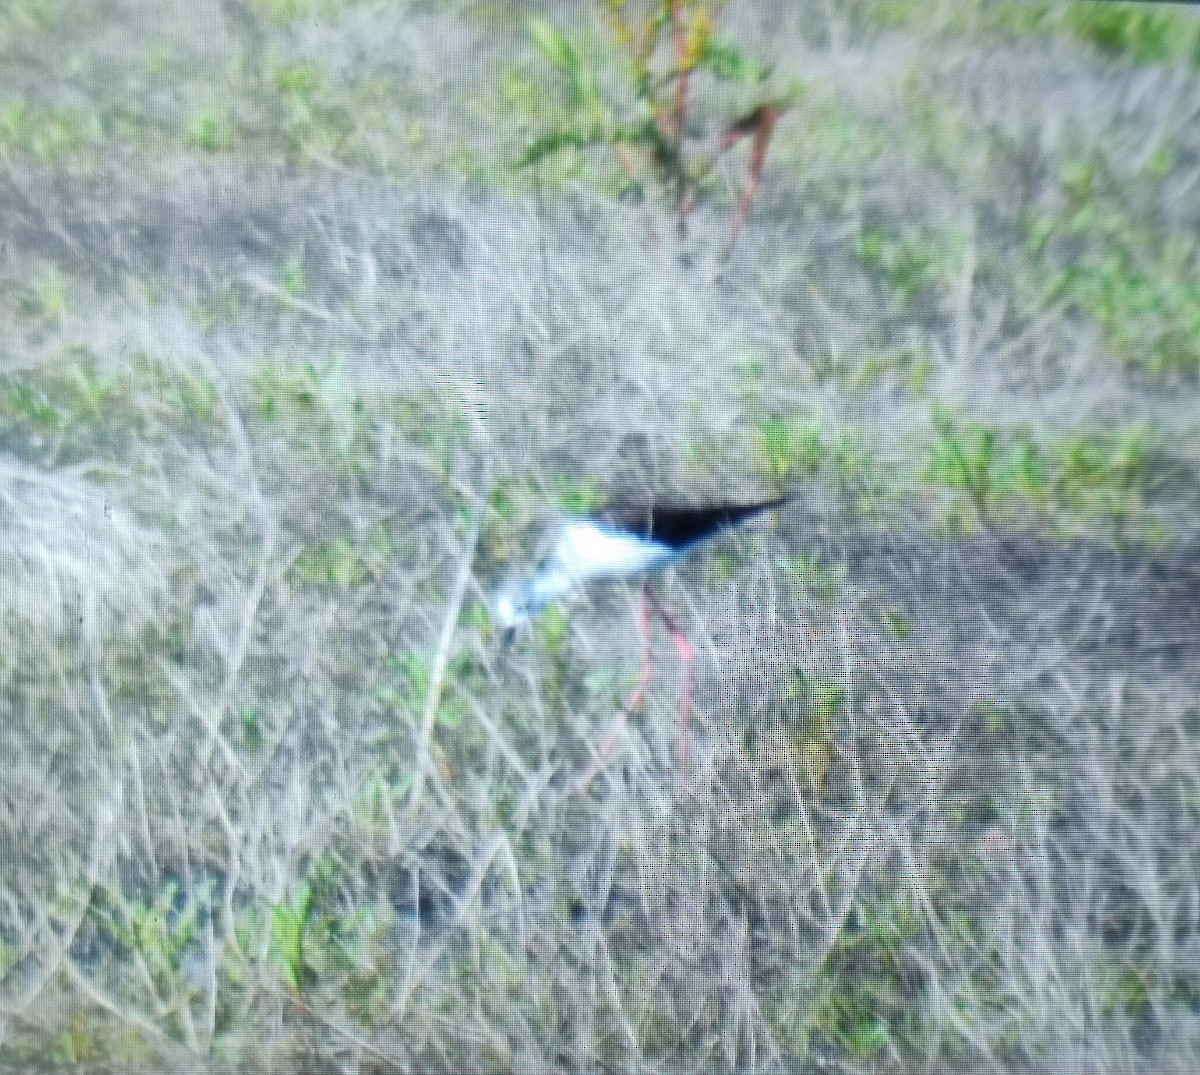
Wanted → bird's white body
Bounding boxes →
[552,519,677,580]
[493,519,677,628]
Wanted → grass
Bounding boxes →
[1043,236,1200,376]
[752,402,1156,537]
[856,221,967,306]
[777,552,849,604]
[2,1,1199,1073]
[1062,2,1200,66]
[290,520,406,587]
[793,95,886,170]
[884,0,1200,68]
[0,345,223,466]
[0,0,59,35]
[1018,153,1200,376]
[854,341,934,393]
[754,410,876,495]
[926,407,1157,535]
[0,100,106,163]
[187,105,236,152]
[780,669,842,791]
[252,355,380,474]
[13,264,68,327]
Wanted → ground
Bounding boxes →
[1,1,1200,1072]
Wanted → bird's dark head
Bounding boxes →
[491,578,537,630]
[491,566,579,631]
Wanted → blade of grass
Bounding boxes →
[408,507,483,816]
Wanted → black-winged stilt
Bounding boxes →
[494,496,787,771]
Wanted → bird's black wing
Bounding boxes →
[597,497,788,550]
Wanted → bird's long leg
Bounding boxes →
[620,581,656,720]
[645,588,694,768]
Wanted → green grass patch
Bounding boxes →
[757,412,834,484]
[13,264,68,328]
[268,881,318,992]
[390,391,473,475]
[253,355,379,468]
[260,856,384,1004]
[775,891,927,1061]
[0,99,105,163]
[1095,958,1154,1019]
[856,222,966,306]
[1062,2,1200,66]
[187,105,236,152]
[0,347,225,460]
[481,477,548,570]
[375,647,487,732]
[95,879,208,992]
[0,346,120,440]
[552,476,606,515]
[515,6,790,243]
[776,553,849,603]
[864,0,922,30]
[0,0,59,35]
[730,344,771,403]
[755,410,877,499]
[942,1,1200,67]
[927,406,1155,535]
[290,520,407,588]
[1020,151,1200,375]
[130,350,221,424]
[769,93,888,183]
[854,342,934,393]
[782,668,843,791]
[80,878,217,1052]
[0,373,64,432]
[276,257,308,299]
[273,61,327,131]
[1048,238,1200,375]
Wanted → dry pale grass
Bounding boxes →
[1,2,1199,1073]
[0,459,162,637]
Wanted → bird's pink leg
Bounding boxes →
[619,582,655,719]
[674,631,694,767]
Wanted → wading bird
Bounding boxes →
[493,496,787,772]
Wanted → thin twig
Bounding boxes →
[241,271,334,322]
[409,509,483,816]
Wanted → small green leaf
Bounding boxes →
[554,477,605,514]
[528,16,579,74]
[518,124,607,167]
[883,608,910,640]
[701,38,768,83]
